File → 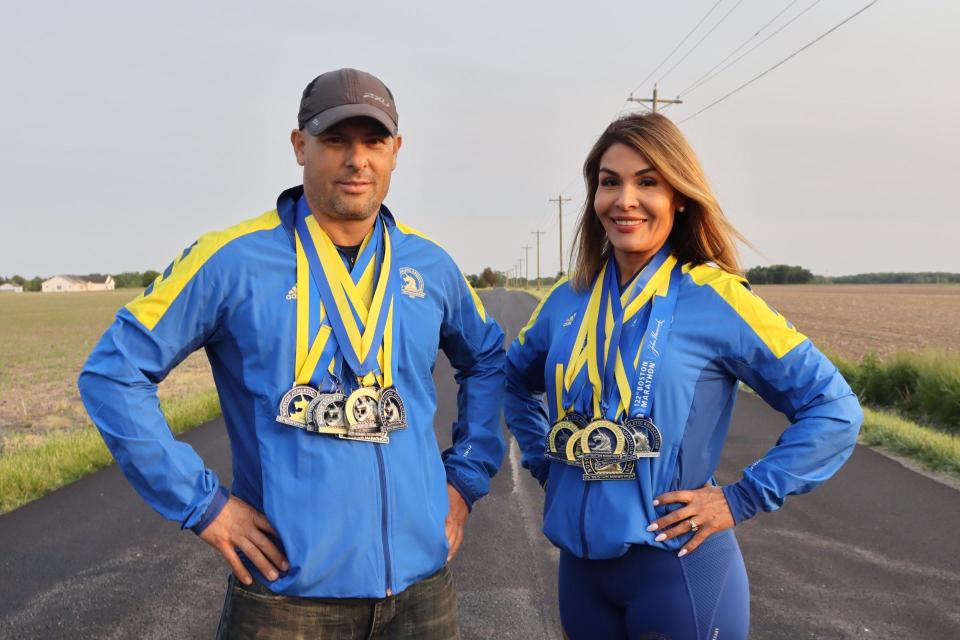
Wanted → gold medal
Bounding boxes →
[564,429,585,466]
[546,412,587,463]
[546,420,579,463]
[346,387,382,433]
[580,419,637,481]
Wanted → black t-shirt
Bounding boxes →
[336,243,362,269]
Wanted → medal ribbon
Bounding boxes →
[556,261,607,418]
[293,233,340,388]
[615,258,681,421]
[562,245,678,421]
[294,197,399,389]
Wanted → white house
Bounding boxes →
[0,283,23,293]
[42,274,115,293]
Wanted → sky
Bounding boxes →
[1,0,958,279]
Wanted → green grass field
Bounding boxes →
[0,289,218,512]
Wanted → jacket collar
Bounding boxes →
[276,185,398,246]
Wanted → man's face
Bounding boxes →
[291,117,402,221]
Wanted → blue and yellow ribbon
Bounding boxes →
[559,245,679,422]
[294,197,399,390]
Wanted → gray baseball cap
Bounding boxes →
[298,68,398,136]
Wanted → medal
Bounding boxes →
[345,387,382,432]
[546,412,587,464]
[546,420,578,463]
[378,387,407,431]
[622,416,662,458]
[340,387,389,442]
[579,419,637,481]
[276,385,320,428]
[553,249,680,480]
[307,391,348,435]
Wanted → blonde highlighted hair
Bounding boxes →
[570,112,748,290]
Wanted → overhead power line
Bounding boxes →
[680,0,880,124]
[630,0,725,96]
[657,0,746,86]
[677,0,802,97]
[679,0,825,98]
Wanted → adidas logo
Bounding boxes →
[285,285,297,301]
[562,313,577,327]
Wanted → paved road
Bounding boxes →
[1,290,958,639]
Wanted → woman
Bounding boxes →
[505,113,862,639]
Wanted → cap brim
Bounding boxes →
[304,103,398,136]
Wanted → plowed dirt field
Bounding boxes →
[752,284,960,360]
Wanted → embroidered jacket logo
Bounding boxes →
[400,267,425,299]
[286,285,297,301]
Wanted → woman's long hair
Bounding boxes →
[570,112,748,290]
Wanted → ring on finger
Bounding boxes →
[689,518,699,533]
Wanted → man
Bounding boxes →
[78,68,506,638]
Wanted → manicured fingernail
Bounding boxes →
[646,523,659,532]
[677,549,688,558]
[652,499,660,506]
[268,571,278,581]
[655,533,666,542]
[281,562,289,571]
[243,577,253,585]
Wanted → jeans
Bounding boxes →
[215,566,460,639]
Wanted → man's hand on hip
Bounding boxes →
[445,483,469,563]
[199,495,288,585]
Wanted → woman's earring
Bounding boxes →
[678,205,686,213]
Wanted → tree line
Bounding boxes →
[825,272,960,284]
[5,267,957,293]
[0,271,161,291]
[466,265,960,287]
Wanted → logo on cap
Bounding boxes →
[363,92,392,108]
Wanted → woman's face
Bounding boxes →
[594,142,679,269]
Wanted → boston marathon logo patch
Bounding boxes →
[399,267,425,299]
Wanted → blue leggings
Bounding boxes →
[558,530,749,640]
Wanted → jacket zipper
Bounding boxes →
[374,445,394,596]
[578,482,592,558]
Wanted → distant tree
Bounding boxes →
[481,267,500,288]
[465,273,485,289]
[27,277,42,292]
[746,265,813,284]
[832,272,960,284]
[141,270,161,287]
[111,272,141,288]
[11,275,26,287]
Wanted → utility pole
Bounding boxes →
[549,193,572,276]
[626,83,682,113]
[516,259,523,287]
[531,230,546,289]
[522,245,531,283]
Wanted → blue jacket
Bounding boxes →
[505,262,862,559]
[78,186,506,597]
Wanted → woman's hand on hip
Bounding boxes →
[647,484,735,557]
